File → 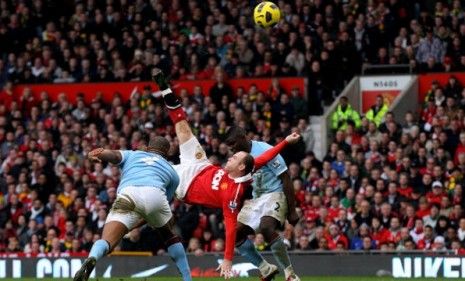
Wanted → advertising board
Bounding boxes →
[0,253,460,278]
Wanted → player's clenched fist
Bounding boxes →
[285,132,301,144]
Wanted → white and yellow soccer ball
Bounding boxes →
[253,1,281,28]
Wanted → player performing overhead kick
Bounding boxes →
[152,68,300,279]
[73,137,191,281]
[225,126,300,281]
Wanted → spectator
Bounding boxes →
[365,95,389,127]
[326,224,349,250]
[290,88,308,119]
[209,70,233,109]
[350,223,371,250]
[444,76,463,100]
[417,225,435,250]
[331,97,361,131]
[296,235,311,251]
[307,61,328,115]
[432,236,447,251]
[187,238,204,256]
[0,81,14,112]
[254,233,267,251]
[296,119,314,153]
[285,48,305,75]
[361,236,375,251]
[457,218,465,242]
[423,204,440,228]
[212,238,225,253]
[416,29,446,64]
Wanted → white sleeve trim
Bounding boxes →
[118,150,125,164]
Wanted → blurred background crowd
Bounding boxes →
[0,0,464,113]
[1,0,465,256]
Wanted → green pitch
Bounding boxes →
[1,276,437,281]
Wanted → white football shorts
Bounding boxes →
[106,186,172,229]
[237,192,288,231]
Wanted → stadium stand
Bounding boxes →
[0,0,465,256]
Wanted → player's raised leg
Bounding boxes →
[152,68,193,145]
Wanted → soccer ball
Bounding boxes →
[253,1,281,28]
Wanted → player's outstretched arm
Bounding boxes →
[253,132,300,170]
[217,211,237,279]
[88,148,122,164]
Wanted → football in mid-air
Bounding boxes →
[253,1,281,28]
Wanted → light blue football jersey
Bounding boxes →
[118,150,179,201]
[250,141,287,198]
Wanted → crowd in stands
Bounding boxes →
[307,75,465,253]
[0,72,313,255]
[1,0,465,114]
[2,72,465,256]
[2,0,465,257]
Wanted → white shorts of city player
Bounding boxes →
[106,186,172,229]
[238,192,288,231]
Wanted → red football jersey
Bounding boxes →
[183,139,290,260]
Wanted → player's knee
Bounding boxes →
[165,235,182,247]
[259,226,277,242]
[159,222,182,248]
[235,223,254,246]
[156,219,178,243]
[259,218,279,242]
[157,226,181,247]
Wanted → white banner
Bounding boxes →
[360,75,413,91]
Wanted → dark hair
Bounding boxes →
[340,178,350,184]
[431,203,441,210]
[243,154,255,175]
[224,126,247,144]
[405,238,415,244]
[148,136,170,158]
[224,126,250,153]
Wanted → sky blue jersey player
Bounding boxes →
[249,141,287,198]
[118,150,179,201]
[225,127,301,281]
[74,136,192,281]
